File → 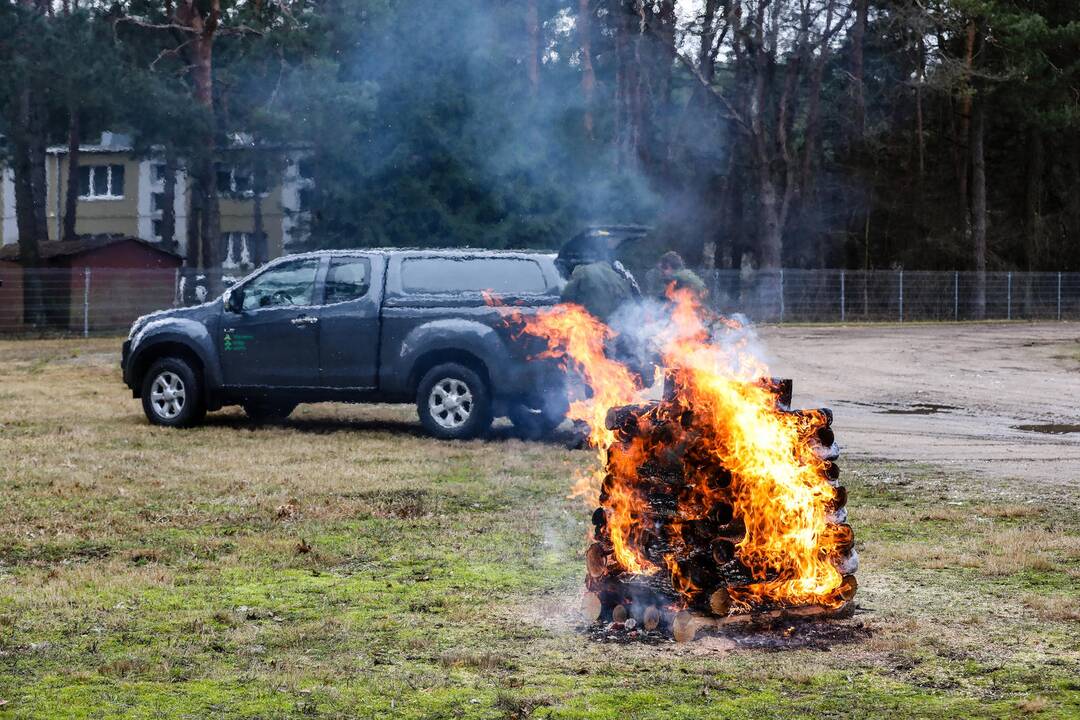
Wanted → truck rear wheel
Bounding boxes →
[141,357,206,428]
[416,363,492,440]
[508,402,567,439]
[243,400,297,423]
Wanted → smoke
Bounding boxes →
[606,294,774,387]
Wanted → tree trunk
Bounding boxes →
[176,0,222,291]
[526,0,540,97]
[915,34,927,183]
[971,97,987,320]
[579,0,595,138]
[160,147,178,252]
[62,107,80,242]
[12,80,49,326]
[1024,127,1043,271]
[613,1,644,170]
[851,0,867,144]
[252,156,266,267]
[958,21,977,207]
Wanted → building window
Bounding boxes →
[151,163,168,183]
[298,158,315,181]
[152,219,163,239]
[151,192,166,213]
[298,187,314,213]
[78,164,125,199]
[216,163,258,197]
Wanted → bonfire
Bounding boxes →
[518,292,857,641]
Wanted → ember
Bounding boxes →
[520,291,858,642]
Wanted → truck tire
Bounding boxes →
[141,357,206,428]
[508,402,567,440]
[243,400,297,424]
[416,363,492,440]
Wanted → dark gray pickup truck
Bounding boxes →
[121,249,569,439]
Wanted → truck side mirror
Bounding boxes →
[223,288,243,313]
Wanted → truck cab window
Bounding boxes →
[402,258,546,294]
[325,257,371,303]
[240,259,319,311]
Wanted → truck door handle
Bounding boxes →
[290,315,319,326]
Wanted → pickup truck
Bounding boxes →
[121,249,569,439]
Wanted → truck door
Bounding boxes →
[221,257,322,388]
[317,255,382,389]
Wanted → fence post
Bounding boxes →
[1007,271,1012,320]
[954,271,959,321]
[779,269,785,323]
[1059,272,1063,321]
[83,267,91,338]
[898,270,904,322]
[174,267,181,307]
[840,271,846,323]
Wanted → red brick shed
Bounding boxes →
[0,235,182,332]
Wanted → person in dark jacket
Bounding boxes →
[556,230,640,324]
[656,251,707,301]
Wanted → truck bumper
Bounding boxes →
[121,340,133,389]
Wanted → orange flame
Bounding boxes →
[519,290,846,610]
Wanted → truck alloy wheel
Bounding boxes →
[140,357,206,428]
[150,371,186,420]
[428,378,473,429]
[416,362,492,440]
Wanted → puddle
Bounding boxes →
[877,403,959,415]
[1012,423,1080,435]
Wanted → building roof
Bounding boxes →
[0,235,183,263]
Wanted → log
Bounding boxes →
[816,426,836,448]
[825,523,855,553]
[709,502,734,526]
[581,591,602,622]
[585,542,609,578]
[711,539,736,566]
[612,604,628,623]
[814,441,841,461]
[643,605,661,631]
[837,574,858,603]
[758,377,793,408]
[787,407,833,427]
[828,485,848,513]
[605,403,655,432]
[672,610,698,643]
[709,587,732,616]
[592,506,607,530]
[833,549,859,576]
[823,461,840,482]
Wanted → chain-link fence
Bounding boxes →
[1,266,1078,335]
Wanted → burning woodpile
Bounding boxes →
[582,376,857,642]
[515,290,859,642]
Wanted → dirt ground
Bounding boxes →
[763,321,1080,502]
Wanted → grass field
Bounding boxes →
[0,338,1078,719]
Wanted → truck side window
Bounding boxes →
[402,258,547,294]
[241,259,320,311]
[325,257,371,304]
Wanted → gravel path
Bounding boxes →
[762,322,1080,495]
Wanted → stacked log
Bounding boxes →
[582,378,858,639]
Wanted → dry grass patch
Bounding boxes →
[1023,594,1080,622]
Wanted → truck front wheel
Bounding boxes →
[416,363,492,440]
[140,357,207,428]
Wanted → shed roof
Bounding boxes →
[0,235,183,263]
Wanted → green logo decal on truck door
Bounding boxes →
[224,333,254,352]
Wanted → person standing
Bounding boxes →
[655,251,707,301]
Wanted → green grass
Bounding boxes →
[0,338,1078,719]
